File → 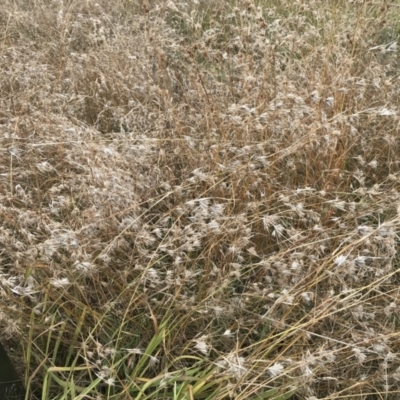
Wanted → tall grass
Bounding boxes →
[1,0,400,398]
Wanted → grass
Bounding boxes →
[1,0,400,399]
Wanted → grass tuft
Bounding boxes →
[1,0,400,399]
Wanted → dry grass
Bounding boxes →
[1,0,400,399]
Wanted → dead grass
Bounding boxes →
[1,0,400,399]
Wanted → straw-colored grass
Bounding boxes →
[1,0,400,399]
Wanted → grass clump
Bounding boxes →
[1,0,400,399]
